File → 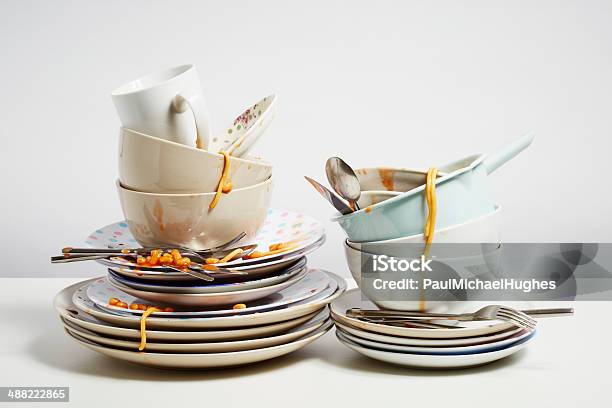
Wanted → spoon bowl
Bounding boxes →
[304,176,352,215]
[325,157,362,211]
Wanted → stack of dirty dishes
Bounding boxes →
[331,290,536,369]
[55,213,345,369]
[326,135,538,368]
[51,65,346,369]
[112,64,278,248]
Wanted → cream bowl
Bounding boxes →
[355,167,447,208]
[355,167,444,193]
[119,128,273,193]
[116,177,273,250]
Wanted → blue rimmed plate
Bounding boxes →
[336,329,536,369]
[108,257,307,294]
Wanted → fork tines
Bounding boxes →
[496,306,537,331]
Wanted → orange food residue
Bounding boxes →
[209,151,232,210]
[135,249,191,268]
[244,241,298,259]
[377,168,395,191]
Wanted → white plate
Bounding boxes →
[55,285,322,341]
[65,321,333,369]
[336,325,533,355]
[102,236,325,274]
[333,320,523,347]
[332,289,520,339]
[85,209,325,269]
[108,257,307,294]
[336,330,536,369]
[68,271,346,329]
[89,268,326,311]
[62,309,330,353]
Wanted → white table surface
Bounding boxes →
[0,277,609,407]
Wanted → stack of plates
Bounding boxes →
[331,289,536,369]
[87,209,326,284]
[55,209,347,369]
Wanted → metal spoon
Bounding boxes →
[325,157,362,211]
[304,176,353,215]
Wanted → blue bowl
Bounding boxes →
[331,134,534,242]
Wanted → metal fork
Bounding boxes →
[62,231,248,258]
[347,305,538,331]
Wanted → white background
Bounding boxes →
[1,0,611,277]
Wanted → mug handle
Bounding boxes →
[172,92,212,150]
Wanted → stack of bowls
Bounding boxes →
[56,209,345,369]
[331,135,534,311]
[117,128,274,249]
[336,165,502,311]
[331,289,536,369]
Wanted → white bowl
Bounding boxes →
[344,241,502,311]
[355,167,440,192]
[119,128,273,193]
[343,207,501,311]
[116,177,273,250]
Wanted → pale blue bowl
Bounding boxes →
[331,135,534,242]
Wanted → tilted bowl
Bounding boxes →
[334,155,495,242]
[119,128,273,193]
[333,134,533,242]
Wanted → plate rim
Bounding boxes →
[331,288,514,339]
[62,271,347,329]
[336,325,533,355]
[335,329,535,368]
[61,309,330,352]
[86,209,326,270]
[333,319,523,347]
[92,267,327,314]
[66,319,333,358]
[107,256,307,292]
